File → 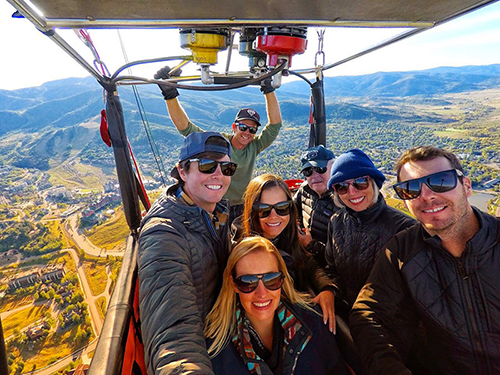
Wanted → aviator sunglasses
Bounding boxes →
[188,158,237,176]
[333,176,370,195]
[302,166,328,177]
[233,272,285,293]
[254,200,293,218]
[393,169,463,200]
[235,122,258,134]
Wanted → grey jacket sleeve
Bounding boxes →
[138,218,214,375]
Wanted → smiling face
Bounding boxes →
[178,154,231,213]
[399,157,473,236]
[338,177,375,212]
[231,119,258,149]
[305,161,332,196]
[258,186,290,240]
[232,249,281,329]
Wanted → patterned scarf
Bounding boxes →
[232,301,312,375]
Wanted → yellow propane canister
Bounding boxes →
[179,29,229,65]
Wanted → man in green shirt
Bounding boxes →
[157,67,282,216]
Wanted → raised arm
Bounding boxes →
[156,65,191,132]
[166,97,190,131]
[264,91,282,125]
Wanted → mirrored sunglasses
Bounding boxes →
[333,176,370,195]
[188,158,237,176]
[302,166,328,177]
[393,169,463,200]
[234,272,285,293]
[255,200,293,218]
[236,122,258,134]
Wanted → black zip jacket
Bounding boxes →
[294,183,339,267]
[325,195,415,306]
[350,208,500,375]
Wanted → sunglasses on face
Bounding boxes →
[255,200,293,218]
[233,272,285,293]
[302,166,328,177]
[188,158,237,176]
[235,122,258,134]
[393,169,463,200]
[333,176,370,195]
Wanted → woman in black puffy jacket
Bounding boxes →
[325,149,416,313]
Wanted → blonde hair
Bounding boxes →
[332,176,380,209]
[204,236,312,357]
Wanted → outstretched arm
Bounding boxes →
[264,91,282,125]
[349,243,417,375]
[156,65,191,132]
[138,220,214,375]
[166,97,190,131]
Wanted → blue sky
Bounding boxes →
[1,0,500,90]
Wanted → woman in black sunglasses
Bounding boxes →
[234,173,338,333]
[325,149,416,317]
[205,236,348,375]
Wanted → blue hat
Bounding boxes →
[300,145,334,172]
[328,149,385,190]
[178,132,231,162]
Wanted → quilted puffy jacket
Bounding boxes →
[350,208,500,374]
[138,184,230,375]
[325,195,415,305]
[294,183,339,267]
[294,183,338,244]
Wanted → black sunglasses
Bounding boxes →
[235,122,258,134]
[393,169,463,200]
[255,200,293,218]
[302,166,328,177]
[333,176,370,195]
[188,158,237,176]
[233,272,285,293]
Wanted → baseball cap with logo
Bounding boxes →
[300,145,334,172]
[235,108,261,127]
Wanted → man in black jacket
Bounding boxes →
[138,132,235,374]
[294,145,338,267]
[350,145,500,374]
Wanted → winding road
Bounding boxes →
[12,212,125,374]
[65,214,125,258]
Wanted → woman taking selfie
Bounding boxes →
[205,236,348,375]
[237,173,337,332]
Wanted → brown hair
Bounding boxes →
[241,174,307,268]
[395,145,464,181]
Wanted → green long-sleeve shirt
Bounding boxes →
[179,121,282,205]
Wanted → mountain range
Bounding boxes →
[1,64,499,173]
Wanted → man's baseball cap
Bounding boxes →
[178,132,231,162]
[235,108,261,127]
[171,132,232,179]
[300,145,334,172]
